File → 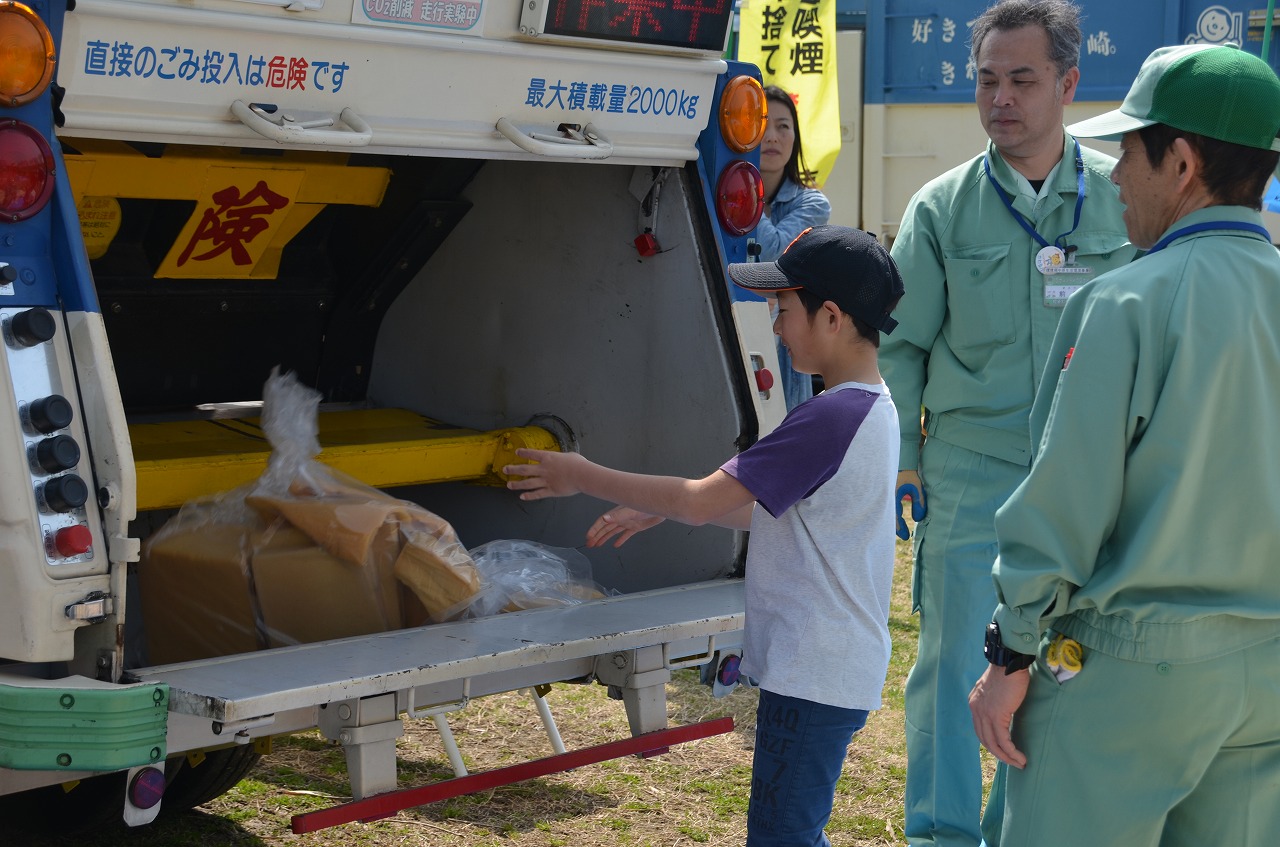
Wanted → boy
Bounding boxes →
[504,226,905,847]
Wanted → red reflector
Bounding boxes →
[715,160,764,237]
[54,524,93,557]
[717,654,741,686]
[754,368,775,392]
[0,119,55,222]
[634,231,660,257]
[129,766,166,811]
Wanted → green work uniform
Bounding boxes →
[991,208,1280,846]
[882,133,1133,847]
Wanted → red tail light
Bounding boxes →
[715,160,764,236]
[0,118,55,221]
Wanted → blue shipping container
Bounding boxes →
[836,1,1280,104]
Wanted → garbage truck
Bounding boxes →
[0,0,788,833]
[4,0,1279,835]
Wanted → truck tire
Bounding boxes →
[162,745,262,813]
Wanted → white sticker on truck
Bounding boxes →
[353,0,485,35]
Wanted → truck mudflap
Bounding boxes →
[129,579,744,801]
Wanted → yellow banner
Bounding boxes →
[736,0,840,187]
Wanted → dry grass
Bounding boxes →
[35,534,949,847]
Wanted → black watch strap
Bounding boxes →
[984,620,1035,674]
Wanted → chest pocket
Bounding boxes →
[942,242,1014,350]
[1067,231,1133,274]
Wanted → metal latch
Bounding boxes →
[65,590,114,622]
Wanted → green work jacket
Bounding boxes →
[883,133,1134,468]
[993,207,1280,663]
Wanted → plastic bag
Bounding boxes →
[139,369,482,664]
[464,540,610,618]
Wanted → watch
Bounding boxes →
[984,620,1035,675]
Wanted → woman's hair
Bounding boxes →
[764,85,815,188]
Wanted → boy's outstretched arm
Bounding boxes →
[504,448,756,529]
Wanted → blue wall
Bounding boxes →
[833,1,1278,104]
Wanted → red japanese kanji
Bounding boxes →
[671,0,727,41]
[177,181,290,267]
[610,0,667,36]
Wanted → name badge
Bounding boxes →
[1043,270,1092,307]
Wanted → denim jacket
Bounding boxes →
[755,179,832,261]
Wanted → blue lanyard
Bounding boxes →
[1145,221,1273,254]
[983,139,1086,251]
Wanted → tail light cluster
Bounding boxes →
[0,1,57,222]
[713,75,766,236]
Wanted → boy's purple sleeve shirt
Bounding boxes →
[721,388,881,518]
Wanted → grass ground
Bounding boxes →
[27,528,990,847]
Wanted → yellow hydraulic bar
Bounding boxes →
[129,408,562,512]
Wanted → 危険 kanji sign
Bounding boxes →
[157,168,306,278]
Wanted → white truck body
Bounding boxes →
[1,0,782,829]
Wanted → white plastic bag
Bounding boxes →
[465,540,609,618]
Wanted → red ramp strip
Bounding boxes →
[291,716,735,833]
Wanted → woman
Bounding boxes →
[755,86,831,410]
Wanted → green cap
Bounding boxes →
[1068,43,1280,151]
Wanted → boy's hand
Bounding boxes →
[587,507,664,548]
[504,448,589,500]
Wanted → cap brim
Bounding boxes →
[1067,108,1155,142]
[726,261,801,293]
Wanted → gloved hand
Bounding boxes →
[895,470,927,541]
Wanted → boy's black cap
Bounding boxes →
[728,226,904,334]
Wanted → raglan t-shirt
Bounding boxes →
[721,381,898,710]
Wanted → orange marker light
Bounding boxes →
[719,75,767,153]
[0,2,57,107]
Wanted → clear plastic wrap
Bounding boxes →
[138,369,482,664]
[464,540,611,618]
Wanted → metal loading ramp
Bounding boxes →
[127,580,744,815]
[128,408,562,511]
[128,579,744,726]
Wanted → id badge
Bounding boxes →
[1042,263,1093,308]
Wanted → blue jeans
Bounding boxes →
[747,689,869,847]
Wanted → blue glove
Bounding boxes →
[895,483,927,541]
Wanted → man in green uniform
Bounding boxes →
[971,42,1280,847]
[881,3,1134,844]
